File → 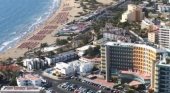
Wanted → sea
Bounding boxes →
[0,0,61,52]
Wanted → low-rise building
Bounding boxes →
[79,57,101,68]
[50,51,78,62]
[52,60,94,76]
[56,22,90,36]
[141,18,159,30]
[53,62,74,76]
[0,86,43,93]
[23,51,78,70]
[23,57,51,70]
[102,24,131,42]
[16,73,45,87]
[76,45,96,56]
[157,4,170,13]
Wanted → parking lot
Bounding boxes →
[42,75,123,93]
[58,82,96,93]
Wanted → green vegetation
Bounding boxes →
[40,43,48,49]
[126,89,136,93]
[75,0,104,16]
[56,39,68,45]
[131,0,142,5]
[47,51,55,57]
[16,57,23,66]
[85,45,100,57]
[0,70,19,86]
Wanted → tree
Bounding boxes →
[47,51,55,57]
[6,57,13,65]
[57,48,63,53]
[16,57,23,63]
[56,39,68,45]
[34,50,42,58]
[126,89,135,93]
[10,76,17,86]
[40,43,48,49]
[16,57,23,66]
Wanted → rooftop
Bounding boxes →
[76,45,96,51]
[1,86,41,91]
[129,80,142,86]
[51,50,76,58]
[17,74,42,81]
[158,56,170,66]
[121,71,151,80]
[104,41,170,53]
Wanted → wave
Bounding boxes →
[0,0,61,53]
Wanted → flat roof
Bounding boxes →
[76,45,95,51]
[17,74,41,81]
[158,57,170,66]
[129,80,142,86]
[121,71,151,80]
[104,41,170,53]
[1,86,41,91]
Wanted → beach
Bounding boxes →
[0,0,115,61]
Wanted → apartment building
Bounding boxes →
[121,4,144,22]
[23,51,78,70]
[148,31,158,43]
[158,25,170,49]
[16,73,45,87]
[157,4,170,13]
[101,42,170,88]
[102,25,131,43]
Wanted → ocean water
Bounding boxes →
[0,0,61,52]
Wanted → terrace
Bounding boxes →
[56,22,90,36]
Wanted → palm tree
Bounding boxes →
[34,50,43,58]
[6,57,13,65]
[40,43,48,50]
[47,51,55,57]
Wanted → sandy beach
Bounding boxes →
[0,0,115,61]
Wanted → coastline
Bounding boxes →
[0,0,115,61]
[0,0,61,53]
[0,0,82,60]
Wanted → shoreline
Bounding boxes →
[0,0,62,53]
[0,0,115,61]
[0,0,70,60]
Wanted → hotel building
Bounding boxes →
[121,4,144,22]
[101,42,170,88]
[154,56,170,93]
